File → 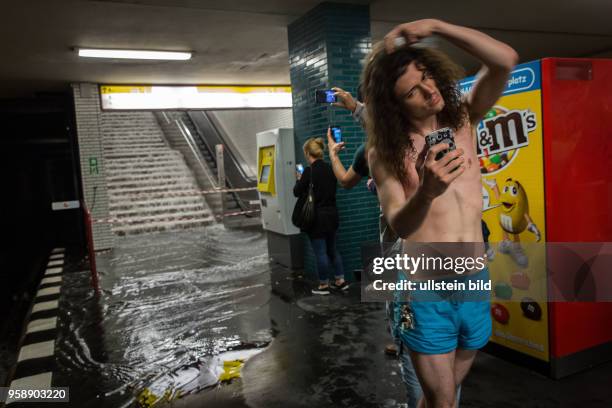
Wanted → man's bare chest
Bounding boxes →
[402,126,480,195]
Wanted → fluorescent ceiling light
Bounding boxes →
[77,48,191,60]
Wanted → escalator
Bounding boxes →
[183,111,259,216]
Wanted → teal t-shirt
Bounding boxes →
[351,143,369,177]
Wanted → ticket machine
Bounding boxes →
[256,128,303,268]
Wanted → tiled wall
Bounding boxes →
[72,83,114,250]
[288,2,379,277]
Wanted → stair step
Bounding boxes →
[101,121,158,126]
[106,167,190,176]
[102,127,161,132]
[104,148,168,155]
[112,216,216,236]
[112,209,211,224]
[106,171,192,182]
[108,183,201,195]
[111,203,206,217]
[103,132,162,137]
[106,167,192,177]
[103,130,162,135]
[110,191,204,203]
[105,157,186,166]
[101,119,157,123]
[104,139,165,146]
[107,177,196,190]
[104,142,165,149]
[109,196,205,210]
[104,152,182,162]
[102,132,163,139]
[105,148,174,156]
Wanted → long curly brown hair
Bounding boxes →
[363,42,467,183]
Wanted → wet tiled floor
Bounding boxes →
[25,225,612,407]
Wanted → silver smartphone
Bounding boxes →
[425,127,456,161]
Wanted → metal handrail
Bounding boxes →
[155,111,219,191]
[188,111,256,183]
[186,111,259,212]
[156,111,260,217]
[175,119,219,190]
[202,111,256,181]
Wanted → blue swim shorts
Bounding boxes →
[397,267,492,355]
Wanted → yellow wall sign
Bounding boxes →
[99,85,151,94]
[195,86,291,94]
[99,85,292,110]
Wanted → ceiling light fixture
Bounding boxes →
[77,48,192,60]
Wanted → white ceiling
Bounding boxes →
[2,0,612,97]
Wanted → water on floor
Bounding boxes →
[49,224,612,408]
[55,225,273,407]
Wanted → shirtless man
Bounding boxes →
[364,19,518,408]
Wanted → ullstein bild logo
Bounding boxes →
[476,107,537,157]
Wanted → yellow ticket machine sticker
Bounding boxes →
[257,145,276,195]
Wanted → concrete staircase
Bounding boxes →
[101,111,215,235]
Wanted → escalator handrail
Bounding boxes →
[155,111,219,190]
[187,111,255,186]
[184,111,258,212]
[176,114,258,211]
[175,119,220,189]
[203,111,255,181]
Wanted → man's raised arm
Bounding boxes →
[385,19,518,125]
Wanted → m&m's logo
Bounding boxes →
[477,106,537,175]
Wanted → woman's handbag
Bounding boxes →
[292,181,316,231]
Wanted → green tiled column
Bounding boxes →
[288,2,379,279]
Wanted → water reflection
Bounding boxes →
[56,225,272,407]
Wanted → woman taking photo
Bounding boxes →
[293,136,347,295]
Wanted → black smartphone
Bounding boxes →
[330,126,342,143]
[425,127,456,161]
[315,89,336,103]
[296,163,304,175]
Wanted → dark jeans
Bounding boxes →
[309,231,344,284]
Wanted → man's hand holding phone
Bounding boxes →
[331,87,358,113]
[418,144,466,201]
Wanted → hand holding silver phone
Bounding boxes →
[425,127,456,161]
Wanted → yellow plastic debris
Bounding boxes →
[137,388,158,408]
[218,359,244,382]
[137,387,181,408]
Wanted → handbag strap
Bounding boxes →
[306,167,315,201]
[310,163,317,187]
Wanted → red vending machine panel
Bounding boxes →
[542,58,612,376]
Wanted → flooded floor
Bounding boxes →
[43,225,612,407]
[55,225,273,406]
[53,225,404,407]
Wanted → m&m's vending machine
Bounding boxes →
[460,58,612,378]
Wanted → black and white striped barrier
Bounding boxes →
[5,248,64,405]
